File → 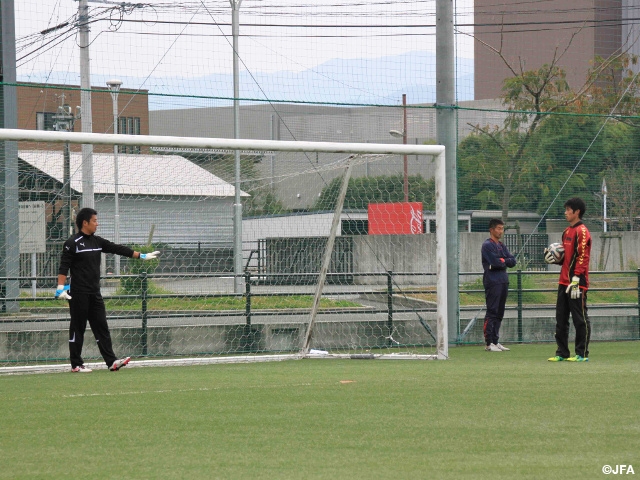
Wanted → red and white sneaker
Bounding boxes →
[110,357,131,371]
[71,365,92,373]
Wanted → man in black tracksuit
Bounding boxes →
[56,208,160,372]
[481,218,517,352]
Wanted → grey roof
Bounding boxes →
[19,150,248,197]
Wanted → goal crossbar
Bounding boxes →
[0,128,444,156]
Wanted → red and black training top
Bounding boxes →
[559,221,591,290]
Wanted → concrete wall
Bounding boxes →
[353,234,438,285]
[352,231,640,285]
[353,232,495,284]
[2,312,637,363]
[459,314,640,345]
[590,232,640,271]
[0,319,434,363]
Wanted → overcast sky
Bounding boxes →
[14,0,474,105]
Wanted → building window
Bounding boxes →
[36,112,56,131]
[117,116,141,154]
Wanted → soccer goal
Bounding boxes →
[0,128,447,373]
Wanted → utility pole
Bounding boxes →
[0,0,19,313]
[436,0,459,344]
[78,0,95,208]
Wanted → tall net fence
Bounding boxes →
[2,0,640,371]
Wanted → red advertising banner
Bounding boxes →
[368,202,423,235]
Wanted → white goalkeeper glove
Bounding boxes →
[55,285,72,301]
[565,276,581,299]
[140,251,160,260]
[543,248,556,264]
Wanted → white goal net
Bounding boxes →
[0,128,447,373]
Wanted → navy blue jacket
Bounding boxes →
[481,238,516,286]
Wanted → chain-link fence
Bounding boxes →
[2,1,640,368]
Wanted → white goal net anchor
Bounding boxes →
[0,128,448,372]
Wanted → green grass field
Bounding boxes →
[2,342,638,479]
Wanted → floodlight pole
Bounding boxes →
[0,0,20,313]
[436,0,459,344]
[107,79,122,276]
[231,0,243,294]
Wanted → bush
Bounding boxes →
[119,245,161,295]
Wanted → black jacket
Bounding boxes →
[58,232,134,294]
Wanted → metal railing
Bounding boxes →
[458,269,640,343]
[2,269,639,349]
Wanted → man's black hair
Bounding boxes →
[488,218,504,230]
[76,207,97,231]
[564,197,586,219]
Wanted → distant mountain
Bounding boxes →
[19,51,474,109]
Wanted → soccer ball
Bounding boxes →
[545,242,565,264]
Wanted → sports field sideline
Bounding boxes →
[1,341,638,479]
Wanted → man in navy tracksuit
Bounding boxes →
[481,218,517,352]
[56,208,160,373]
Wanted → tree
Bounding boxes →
[600,122,640,230]
[570,54,640,230]
[313,175,436,211]
[579,53,640,126]
[467,28,630,220]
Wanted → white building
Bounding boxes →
[19,150,247,247]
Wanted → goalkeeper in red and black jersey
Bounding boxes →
[547,197,592,362]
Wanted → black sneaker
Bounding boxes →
[110,357,131,371]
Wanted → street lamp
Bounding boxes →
[389,93,408,202]
[106,78,122,276]
[52,94,78,238]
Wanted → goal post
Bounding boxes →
[0,128,447,371]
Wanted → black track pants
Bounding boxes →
[68,293,117,368]
[554,285,591,358]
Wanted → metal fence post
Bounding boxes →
[517,269,523,342]
[141,272,148,356]
[637,269,640,339]
[242,271,255,352]
[387,271,393,346]
[245,271,251,326]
